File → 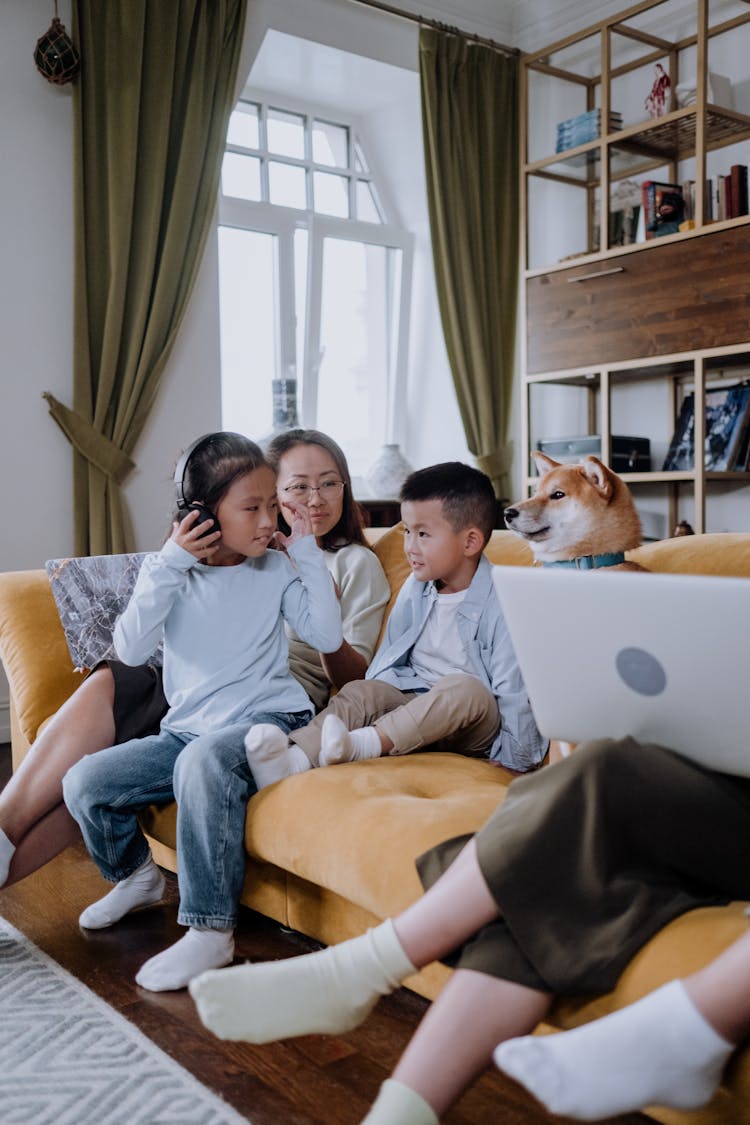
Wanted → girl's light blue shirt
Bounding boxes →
[114,536,342,736]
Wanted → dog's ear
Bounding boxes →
[580,456,617,500]
[531,451,561,476]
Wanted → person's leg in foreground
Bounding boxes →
[190,837,552,1122]
[495,926,750,1121]
[0,666,117,887]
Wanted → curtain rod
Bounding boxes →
[343,0,519,56]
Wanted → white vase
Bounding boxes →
[271,378,300,432]
[366,443,414,499]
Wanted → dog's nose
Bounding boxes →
[504,507,518,526]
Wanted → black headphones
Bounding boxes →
[173,432,225,537]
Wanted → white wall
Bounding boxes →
[0,0,480,736]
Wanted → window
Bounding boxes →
[218,98,414,475]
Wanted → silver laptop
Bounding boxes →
[492,565,750,776]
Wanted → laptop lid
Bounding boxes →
[492,565,750,776]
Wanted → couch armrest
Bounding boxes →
[0,570,84,766]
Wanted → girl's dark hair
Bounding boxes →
[265,428,368,552]
[176,432,268,519]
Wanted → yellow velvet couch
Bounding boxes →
[2,527,750,1125]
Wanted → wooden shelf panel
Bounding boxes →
[526,106,750,181]
[526,225,750,374]
[521,0,750,535]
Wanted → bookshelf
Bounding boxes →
[521,0,750,534]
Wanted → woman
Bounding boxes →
[189,735,750,1123]
[0,429,390,890]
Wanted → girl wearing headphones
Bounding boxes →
[60,432,343,991]
[0,430,389,900]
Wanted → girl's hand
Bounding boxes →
[171,509,221,561]
[273,496,314,552]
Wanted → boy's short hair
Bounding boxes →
[400,462,496,544]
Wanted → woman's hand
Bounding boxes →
[273,496,314,552]
[171,509,221,561]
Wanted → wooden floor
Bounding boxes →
[0,745,649,1124]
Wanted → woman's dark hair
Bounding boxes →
[175,432,269,520]
[265,429,368,551]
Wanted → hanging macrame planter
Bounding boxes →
[34,2,80,86]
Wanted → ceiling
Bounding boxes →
[367,0,633,52]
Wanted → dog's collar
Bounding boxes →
[539,552,626,571]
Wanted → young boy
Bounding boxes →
[245,462,547,785]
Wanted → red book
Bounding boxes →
[731,164,749,217]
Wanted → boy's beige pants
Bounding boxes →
[291,672,499,766]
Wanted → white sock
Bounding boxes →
[319,714,382,767]
[0,827,16,887]
[189,917,416,1043]
[135,927,234,992]
[361,1079,439,1125]
[494,980,734,1120]
[78,856,165,929]
[244,723,310,789]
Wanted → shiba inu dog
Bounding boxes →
[503,452,646,571]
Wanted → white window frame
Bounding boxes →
[218,95,414,445]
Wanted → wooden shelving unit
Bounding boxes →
[520,0,750,533]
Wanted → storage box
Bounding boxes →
[535,435,651,473]
[675,73,733,110]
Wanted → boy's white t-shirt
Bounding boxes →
[408,587,476,686]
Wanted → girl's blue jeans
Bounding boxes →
[62,711,311,930]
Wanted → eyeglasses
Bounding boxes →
[281,481,345,501]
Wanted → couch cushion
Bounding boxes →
[0,570,84,750]
[629,532,750,576]
[243,754,513,919]
[483,530,534,567]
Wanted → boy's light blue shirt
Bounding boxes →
[366,554,548,772]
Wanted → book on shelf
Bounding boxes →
[642,181,684,238]
[681,179,695,222]
[717,174,727,221]
[704,177,714,222]
[710,165,750,220]
[663,385,750,472]
[555,108,623,153]
[730,164,749,218]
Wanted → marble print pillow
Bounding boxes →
[46,553,163,671]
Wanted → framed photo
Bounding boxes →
[704,384,750,471]
[662,394,695,470]
[663,385,750,472]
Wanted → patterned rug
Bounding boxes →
[0,915,250,1124]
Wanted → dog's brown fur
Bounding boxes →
[503,452,647,571]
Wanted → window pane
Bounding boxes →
[314,171,349,218]
[268,162,307,210]
[354,139,369,173]
[313,120,349,167]
[227,103,259,149]
[316,239,398,474]
[294,228,308,388]
[221,153,261,201]
[268,108,305,158]
[218,227,277,439]
[356,180,382,223]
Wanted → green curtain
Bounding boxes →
[44,0,248,555]
[419,27,520,500]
